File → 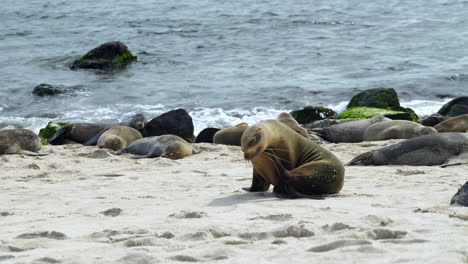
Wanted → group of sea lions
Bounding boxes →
[1,112,467,202]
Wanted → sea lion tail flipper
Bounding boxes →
[21,151,48,156]
[82,127,111,146]
[347,151,374,166]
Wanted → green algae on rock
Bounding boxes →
[290,106,336,124]
[39,121,70,143]
[337,107,418,121]
[347,88,400,109]
[70,41,137,70]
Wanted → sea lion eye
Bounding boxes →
[249,134,261,147]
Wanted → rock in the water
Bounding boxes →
[290,106,336,124]
[419,114,448,127]
[347,88,400,109]
[32,84,64,96]
[451,181,468,206]
[337,107,417,121]
[142,109,195,142]
[70,41,137,70]
[195,128,221,143]
[438,96,468,117]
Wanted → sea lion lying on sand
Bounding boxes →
[313,116,391,143]
[213,123,249,146]
[0,129,46,156]
[114,135,194,159]
[48,113,147,145]
[85,125,142,151]
[434,114,468,133]
[363,120,437,141]
[241,120,345,199]
[348,133,468,166]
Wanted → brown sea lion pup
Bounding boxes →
[213,123,249,146]
[241,120,345,199]
[363,120,437,141]
[434,114,468,133]
[87,125,142,151]
[0,129,46,156]
[115,135,194,159]
[277,112,310,139]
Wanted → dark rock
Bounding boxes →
[451,181,468,206]
[70,41,137,70]
[347,88,400,109]
[438,96,468,117]
[142,109,195,142]
[290,106,336,124]
[418,114,448,127]
[194,128,221,143]
[32,84,64,96]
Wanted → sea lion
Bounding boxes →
[117,135,193,159]
[213,123,249,146]
[363,120,437,141]
[48,113,147,145]
[434,114,468,133]
[451,181,468,206]
[312,116,391,143]
[241,120,345,199]
[277,112,310,139]
[0,129,44,155]
[348,133,468,166]
[90,125,142,151]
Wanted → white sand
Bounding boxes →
[0,141,467,264]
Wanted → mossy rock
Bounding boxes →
[347,88,400,109]
[38,122,70,143]
[437,96,468,117]
[389,106,419,121]
[337,107,418,121]
[70,41,137,70]
[290,106,337,124]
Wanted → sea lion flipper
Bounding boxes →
[347,151,374,166]
[47,127,66,145]
[21,151,48,156]
[244,169,270,192]
[82,127,111,146]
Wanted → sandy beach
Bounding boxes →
[0,140,467,264]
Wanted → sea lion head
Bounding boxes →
[241,125,267,160]
[129,113,147,131]
[420,126,437,136]
[99,135,125,151]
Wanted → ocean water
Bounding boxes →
[1,0,467,134]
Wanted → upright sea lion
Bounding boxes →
[213,123,249,146]
[0,129,43,155]
[434,114,468,133]
[241,120,345,199]
[48,113,147,145]
[363,120,437,141]
[312,116,391,143]
[348,133,468,166]
[116,135,193,159]
[277,112,310,139]
[90,125,142,151]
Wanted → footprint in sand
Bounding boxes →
[16,231,67,240]
[321,222,355,232]
[364,229,407,240]
[308,239,372,252]
[100,208,122,217]
[169,210,207,219]
[170,255,199,262]
[249,214,293,221]
[118,253,157,264]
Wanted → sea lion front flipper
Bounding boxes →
[347,151,374,166]
[21,151,48,156]
[82,127,111,146]
[129,147,163,159]
[243,169,270,192]
[267,148,325,200]
[47,127,67,145]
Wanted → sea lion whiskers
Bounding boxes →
[262,149,291,165]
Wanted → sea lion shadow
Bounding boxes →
[208,192,280,207]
